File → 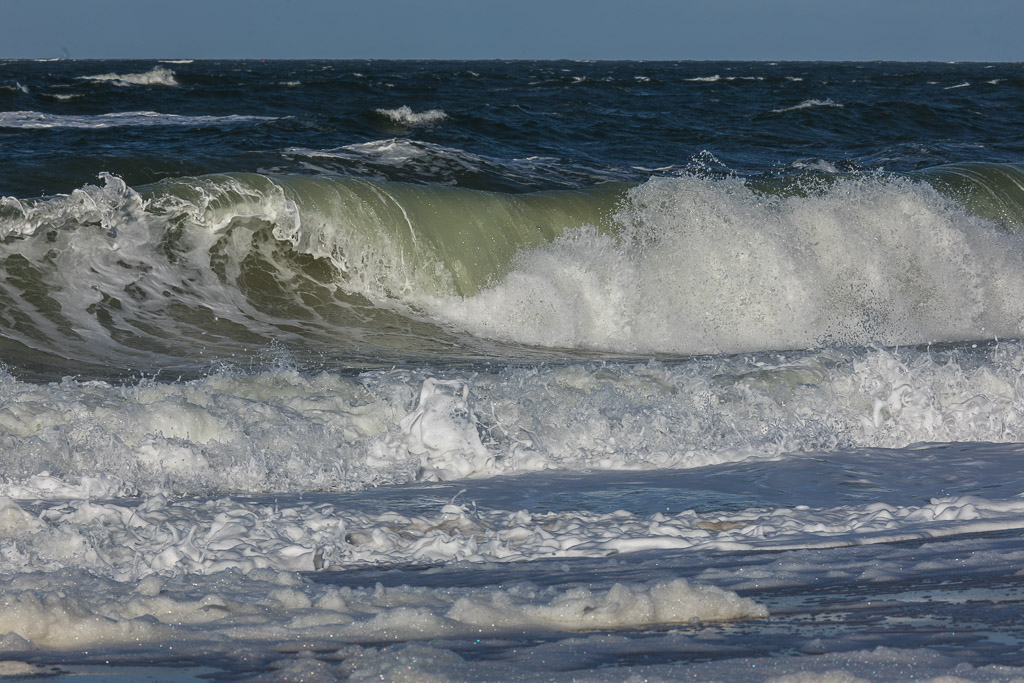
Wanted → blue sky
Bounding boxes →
[3,0,1023,61]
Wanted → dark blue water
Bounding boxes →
[2,60,1023,197]
[2,60,1024,379]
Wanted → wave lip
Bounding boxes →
[78,67,178,87]
[4,166,1024,369]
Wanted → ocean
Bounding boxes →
[1,59,1024,680]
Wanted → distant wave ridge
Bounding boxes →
[0,110,273,129]
[772,98,844,113]
[78,67,178,87]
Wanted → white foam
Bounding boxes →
[0,662,44,676]
[685,75,763,83]
[375,106,448,126]
[790,158,840,173]
[290,139,475,171]
[772,98,844,113]
[1,473,134,500]
[399,379,495,480]
[0,110,272,129]
[0,570,762,649]
[443,578,765,631]
[3,343,1024,499]
[430,175,1024,354]
[2,469,1012,578]
[78,67,178,87]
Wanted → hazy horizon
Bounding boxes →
[3,0,1023,62]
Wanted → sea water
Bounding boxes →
[2,60,1024,680]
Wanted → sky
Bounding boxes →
[2,0,1023,62]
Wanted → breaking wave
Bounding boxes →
[375,105,448,126]
[78,67,178,87]
[1,164,1024,372]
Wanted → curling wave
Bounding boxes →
[1,165,1024,373]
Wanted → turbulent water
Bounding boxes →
[3,60,1024,680]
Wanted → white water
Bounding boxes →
[376,105,448,126]
[770,97,843,112]
[2,432,1024,678]
[0,111,273,129]
[2,343,1024,494]
[2,347,1024,678]
[4,171,1024,678]
[4,448,1024,580]
[78,67,178,87]
[4,172,1024,372]
[2,341,1024,582]
[432,175,1024,353]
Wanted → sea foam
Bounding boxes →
[2,343,1024,501]
[375,106,448,126]
[0,572,763,650]
[0,110,271,129]
[771,98,844,113]
[431,174,1024,354]
[78,67,178,87]
[3,171,1024,367]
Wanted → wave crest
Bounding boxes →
[431,173,1024,353]
[4,168,1024,370]
[0,110,272,129]
[78,67,178,87]
[375,105,448,126]
[771,98,844,113]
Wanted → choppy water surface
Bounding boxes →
[2,60,1024,680]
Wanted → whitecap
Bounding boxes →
[0,110,273,129]
[771,98,844,113]
[375,105,448,126]
[789,157,839,173]
[79,67,178,87]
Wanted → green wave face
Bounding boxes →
[145,173,627,298]
[0,173,629,375]
[3,165,1024,376]
[919,163,1024,234]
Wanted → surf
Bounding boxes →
[2,166,1024,374]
